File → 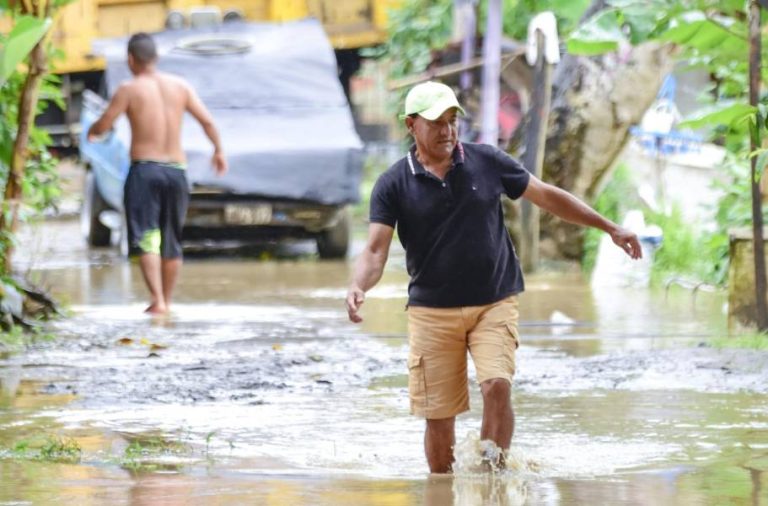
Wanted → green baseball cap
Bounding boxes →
[399,81,466,120]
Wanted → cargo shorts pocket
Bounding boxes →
[505,322,520,349]
[503,323,519,376]
[408,354,426,414]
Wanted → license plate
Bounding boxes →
[224,204,272,225]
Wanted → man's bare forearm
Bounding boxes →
[202,122,223,153]
[88,119,109,137]
[351,248,387,292]
[538,185,618,234]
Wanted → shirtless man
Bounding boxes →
[88,32,227,314]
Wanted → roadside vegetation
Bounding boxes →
[572,0,767,295]
[380,0,768,296]
[0,430,228,472]
[0,435,81,464]
[709,333,768,350]
[0,0,71,337]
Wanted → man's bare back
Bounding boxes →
[88,69,226,175]
[122,73,188,163]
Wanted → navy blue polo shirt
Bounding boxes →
[370,142,530,307]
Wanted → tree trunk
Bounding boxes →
[539,42,674,260]
[0,38,48,274]
[748,0,768,331]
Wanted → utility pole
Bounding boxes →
[748,0,768,331]
[479,0,501,146]
[456,0,477,93]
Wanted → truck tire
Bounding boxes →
[81,171,112,247]
[317,208,350,259]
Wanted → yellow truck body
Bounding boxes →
[49,0,401,74]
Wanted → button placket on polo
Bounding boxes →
[442,167,456,207]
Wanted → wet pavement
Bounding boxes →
[1,217,767,505]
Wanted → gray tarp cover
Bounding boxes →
[94,19,363,205]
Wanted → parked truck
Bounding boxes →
[35,0,400,148]
[79,19,363,258]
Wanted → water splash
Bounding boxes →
[449,432,538,506]
[453,431,537,475]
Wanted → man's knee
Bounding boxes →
[480,378,511,403]
[426,417,455,434]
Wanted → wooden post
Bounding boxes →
[520,30,553,273]
[748,0,768,331]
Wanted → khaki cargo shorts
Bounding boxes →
[406,295,520,419]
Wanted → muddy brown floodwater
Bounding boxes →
[1,218,767,505]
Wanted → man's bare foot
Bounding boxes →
[144,303,168,315]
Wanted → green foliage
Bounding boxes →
[0,70,63,224]
[0,9,64,293]
[678,102,756,131]
[703,153,768,285]
[0,317,59,346]
[479,0,591,42]
[581,161,732,286]
[351,154,390,222]
[0,323,25,346]
[0,15,52,85]
[121,437,189,472]
[39,436,81,463]
[381,0,594,77]
[568,0,751,60]
[571,0,768,287]
[567,9,626,55]
[567,0,758,129]
[586,149,767,287]
[375,0,592,108]
[646,205,714,284]
[582,163,640,273]
[708,333,768,350]
[380,0,454,80]
[0,436,81,463]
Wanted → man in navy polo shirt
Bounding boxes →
[345,81,641,473]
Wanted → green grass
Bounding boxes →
[708,333,768,350]
[0,435,81,463]
[0,325,57,348]
[582,163,640,274]
[646,205,715,285]
[120,437,189,471]
[351,154,390,223]
[581,162,722,286]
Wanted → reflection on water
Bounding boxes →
[2,219,766,504]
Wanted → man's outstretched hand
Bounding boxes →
[212,151,228,176]
[87,128,112,143]
[346,286,365,323]
[610,227,643,259]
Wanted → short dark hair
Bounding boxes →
[127,33,157,64]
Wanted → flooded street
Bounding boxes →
[1,217,767,505]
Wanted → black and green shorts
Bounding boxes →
[124,160,189,258]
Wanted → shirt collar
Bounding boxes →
[406,142,465,176]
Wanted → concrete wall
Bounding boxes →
[728,227,768,332]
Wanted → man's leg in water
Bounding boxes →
[480,378,514,453]
[161,257,182,310]
[425,417,455,473]
[408,305,468,473]
[138,253,166,313]
[468,295,520,465]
